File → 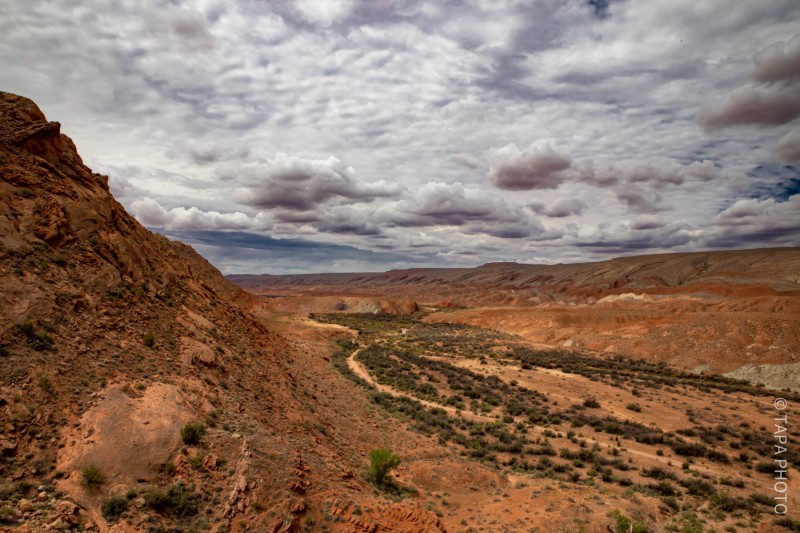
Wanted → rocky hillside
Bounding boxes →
[0,92,444,532]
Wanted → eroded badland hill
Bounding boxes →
[231,248,800,389]
[1,92,799,533]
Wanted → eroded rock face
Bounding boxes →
[57,383,194,491]
[179,336,216,367]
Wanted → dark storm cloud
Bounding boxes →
[389,183,545,235]
[753,35,800,83]
[231,154,398,211]
[528,199,587,218]
[615,187,665,213]
[401,182,505,224]
[629,216,665,231]
[698,34,800,132]
[705,195,800,248]
[622,162,684,188]
[697,87,800,131]
[573,221,694,253]
[587,0,611,19]
[169,141,250,165]
[571,161,621,187]
[776,131,800,162]
[488,144,572,191]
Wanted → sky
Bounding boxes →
[2,0,799,274]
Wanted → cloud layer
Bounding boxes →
[1,1,798,273]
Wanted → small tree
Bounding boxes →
[368,448,400,486]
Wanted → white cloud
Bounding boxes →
[131,197,266,231]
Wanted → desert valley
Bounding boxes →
[0,92,799,533]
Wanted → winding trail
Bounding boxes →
[346,347,496,423]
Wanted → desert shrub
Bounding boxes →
[647,480,679,497]
[16,321,35,337]
[670,440,708,458]
[775,518,800,531]
[188,455,204,470]
[166,483,198,517]
[82,465,105,490]
[749,493,774,507]
[143,488,171,512]
[755,461,775,474]
[641,466,677,481]
[17,321,53,351]
[583,397,601,408]
[144,483,198,518]
[180,422,205,445]
[0,506,18,524]
[626,403,642,412]
[720,477,744,488]
[706,449,730,463]
[611,510,650,533]
[681,511,704,533]
[0,482,17,501]
[661,495,680,512]
[368,448,401,486]
[680,478,716,497]
[710,492,750,513]
[38,375,54,395]
[101,496,128,522]
[142,332,155,347]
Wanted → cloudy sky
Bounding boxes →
[2,0,799,274]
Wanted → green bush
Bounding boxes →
[583,397,600,408]
[775,517,800,531]
[181,422,205,445]
[142,332,155,347]
[17,321,53,351]
[144,483,198,518]
[368,448,401,486]
[16,321,35,337]
[101,496,128,522]
[81,465,105,490]
[0,506,18,524]
[143,488,171,513]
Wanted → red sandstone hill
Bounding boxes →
[0,92,445,532]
